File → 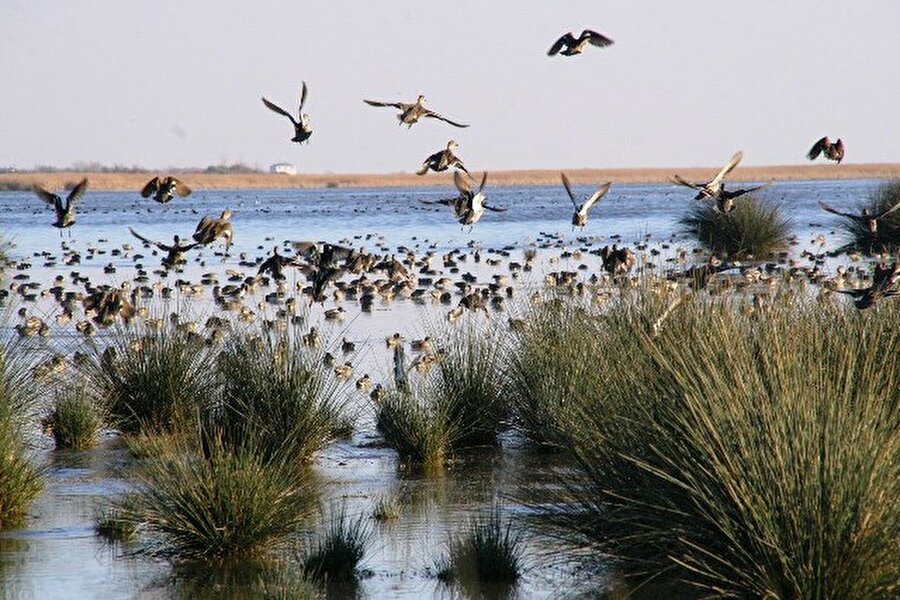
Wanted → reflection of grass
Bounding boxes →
[538,292,900,597]
[681,196,792,258]
[437,504,523,586]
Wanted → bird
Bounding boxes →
[817,200,900,234]
[834,262,900,310]
[671,151,743,200]
[427,171,505,227]
[192,209,234,250]
[262,81,313,143]
[33,178,89,232]
[363,95,468,128]
[129,227,201,268]
[561,173,610,227]
[255,246,302,281]
[417,140,469,175]
[714,182,769,213]
[547,30,614,56]
[141,176,192,203]
[807,137,844,164]
[82,287,135,326]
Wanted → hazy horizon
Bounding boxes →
[2,1,898,174]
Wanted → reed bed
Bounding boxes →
[527,290,900,598]
[681,196,792,258]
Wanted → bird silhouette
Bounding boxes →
[141,176,192,203]
[363,94,468,128]
[416,140,469,175]
[561,172,610,227]
[262,81,313,143]
[34,178,89,233]
[548,30,614,56]
[807,136,844,164]
[672,151,743,200]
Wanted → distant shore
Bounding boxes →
[2,163,899,191]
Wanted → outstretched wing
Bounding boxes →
[874,199,900,220]
[141,177,161,198]
[363,99,403,109]
[560,172,578,209]
[818,201,855,220]
[582,30,614,47]
[262,97,299,126]
[129,227,157,247]
[453,169,472,195]
[66,178,89,203]
[548,32,575,56]
[423,109,469,128]
[581,182,611,215]
[807,137,828,160]
[421,198,457,207]
[483,202,507,212]
[299,81,308,112]
[671,174,703,191]
[710,150,743,186]
[475,171,488,194]
[33,185,61,207]
[171,178,192,197]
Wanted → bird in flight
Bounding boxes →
[141,176,191,204]
[262,81,313,143]
[818,200,900,234]
[671,151,743,201]
[713,182,770,213]
[561,172,610,227]
[807,136,844,164]
[34,178,89,232]
[129,227,200,268]
[548,30,614,56]
[417,140,470,175]
[363,95,468,128]
[192,209,234,251]
[834,262,900,310]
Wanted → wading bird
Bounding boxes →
[672,151,743,200]
[364,94,468,128]
[416,140,469,175]
[129,227,200,268]
[34,178,89,233]
[834,262,900,310]
[141,176,192,204]
[262,81,313,143]
[817,200,900,234]
[548,30,614,56]
[561,172,610,227]
[807,136,844,164]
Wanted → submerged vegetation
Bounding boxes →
[681,195,792,258]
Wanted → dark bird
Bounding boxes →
[561,172,610,227]
[453,171,505,226]
[672,151,743,200]
[600,244,635,275]
[255,246,302,281]
[714,182,769,213]
[129,227,200,268]
[83,287,135,326]
[417,140,469,175]
[818,199,900,235]
[34,178,89,232]
[141,176,192,204]
[548,30,614,56]
[262,81,313,143]
[192,209,234,250]
[363,94,468,128]
[834,262,900,310]
[807,136,844,164]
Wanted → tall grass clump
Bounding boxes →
[549,292,900,598]
[437,504,523,587]
[42,385,105,450]
[214,331,351,463]
[833,179,900,254]
[110,439,318,560]
[375,387,454,471]
[681,195,792,258]
[78,326,216,435]
[0,339,43,528]
[302,506,372,581]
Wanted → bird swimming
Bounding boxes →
[34,178,89,232]
[672,151,743,200]
[363,94,468,128]
[561,172,610,227]
[141,176,192,204]
[548,30,614,56]
[262,81,313,143]
[417,140,469,175]
[807,136,844,164]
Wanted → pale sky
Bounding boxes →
[1,1,898,173]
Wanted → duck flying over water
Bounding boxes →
[417,140,469,175]
[548,30,614,56]
[561,172,610,227]
[141,176,192,204]
[192,209,234,250]
[817,200,900,234]
[262,81,313,143]
[453,171,505,226]
[714,182,770,214]
[363,95,468,128]
[34,178,89,232]
[255,246,302,281]
[671,151,743,200]
[129,227,200,268]
[834,262,900,310]
[807,136,844,164]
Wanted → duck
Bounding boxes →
[82,287,136,326]
[255,246,301,281]
[548,30,614,56]
[129,227,200,268]
[671,151,743,200]
[834,262,900,310]
[416,140,469,175]
[34,178,89,232]
[363,94,468,128]
[454,171,506,226]
[807,136,844,164]
[714,182,769,213]
[141,176,192,204]
[192,209,234,250]
[262,81,313,143]
[818,200,900,234]
[561,172,610,227]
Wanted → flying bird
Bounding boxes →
[34,178,89,232]
[129,227,200,268]
[141,176,192,204]
[262,81,313,143]
[548,30,614,56]
[363,95,468,128]
[561,173,610,227]
[417,140,469,175]
[807,136,844,164]
[713,182,770,213]
[834,262,900,310]
[453,171,505,226]
[672,151,743,201]
[818,200,900,234]
[192,209,234,250]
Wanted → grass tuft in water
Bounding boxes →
[372,494,401,522]
[302,506,372,581]
[95,507,138,543]
[681,195,792,258]
[438,504,523,585]
[42,385,105,450]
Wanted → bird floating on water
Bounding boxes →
[671,151,743,201]
[34,178,89,233]
[363,95,468,128]
[417,140,469,175]
[548,30,614,56]
[141,176,192,204]
[807,136,844,164]
[561,172,610,227]
[262,81,313,143]
[817,199,900,234]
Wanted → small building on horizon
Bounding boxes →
[269,162,296,175]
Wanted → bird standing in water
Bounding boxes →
[262,81,313,143]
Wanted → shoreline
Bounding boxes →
[2,163,899,191]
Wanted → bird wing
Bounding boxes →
[476,171,488,194]
[710,151,743,186]
[364,99,403,109]
[423,109,469,128]
[66,178,89,203]
[129,227,158,247]
[580,182,611,216]
[582,30,614,47]
[453,169,472,195]
[874,199,900,220]
[818,201,855,219]
[671,174,703,191]
[421,198,457,207]
[171,178,192,197]
[547,33,575,56]
[141,177,161,198]
[33,185,61,207]
[807,137,828,160]
[299,81,308,112]
[262,97,299,126]
[483,201,507,213]
[560,172,579,209]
